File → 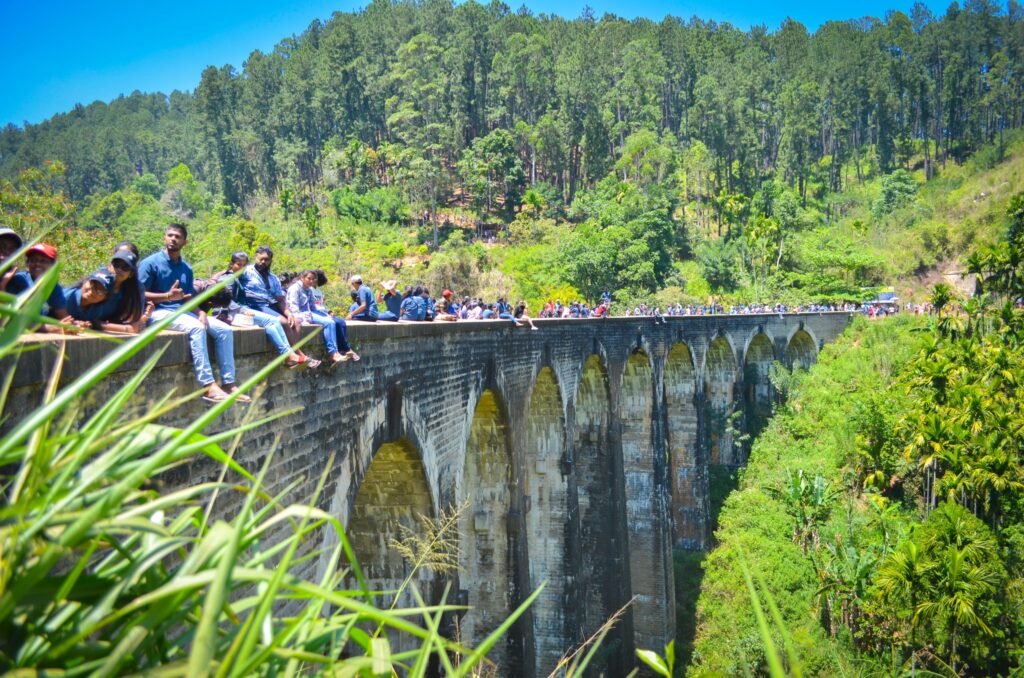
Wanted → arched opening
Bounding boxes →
[524,367,569,677]
[744,333,776,444]
[460,390,513,669]
[665,342,703,549]
[347,439,436,651]
[785,330,818,370]
[621,350,670,652]
[705,337,738,467]
[574,356,614,639]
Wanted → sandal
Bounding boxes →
[223,386,252,403]
[307,358,322,369]
[345,350,360,362]
[286,354,308,370]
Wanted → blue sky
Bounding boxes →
[4,0,953,128]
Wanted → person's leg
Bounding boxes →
[309,313,338,354]
[153,309,215,387]
[351,311,377,322]
[378,310,398,321]
[206,316,237,387]
[247,309,291,356]
[331,315,354,354]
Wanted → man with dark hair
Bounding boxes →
[138,224,247,403]
[238,246,302,336]
[6,243,69,322]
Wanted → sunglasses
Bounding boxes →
[113,261,132,272]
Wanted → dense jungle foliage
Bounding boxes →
[690,195,1024,675]
[2,0,1024,307]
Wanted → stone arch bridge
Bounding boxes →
[6,312,851,676]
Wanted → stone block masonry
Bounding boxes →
[3,313,851,677]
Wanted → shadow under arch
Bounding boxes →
[346,438,437,651]
[459,389,514,672]
[524,366,569,677]
[704,335,738,466]
[785,329,818,370]
[665,342,704,550]
[743,332,777,447]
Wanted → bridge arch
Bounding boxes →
[524,366,569,676]
[347,438,437,649]
[785,329,818,370]
[744,332,777,444]
[459,389,513,667]
[665,341,703,549]
[705,335,739,466]
[574,354,614,638]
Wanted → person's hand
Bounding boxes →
[167,280,191,301]
[0,266,17,292]
[289,315,301,331]
[199,311,208,329]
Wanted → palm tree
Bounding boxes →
[874,539,933,652]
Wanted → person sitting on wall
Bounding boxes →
[6,243,69,325]
[287,269,359,364]
[198,251,316,369]
[0,227,24,292]
[378,279,401,321]
[138,223,249,403]
[399,285,426,321]
[63,250,153,334]
[63,272,117,330]
[433,289,458,321]
[346,274,378,321]
[513,299,539,330]
[237,246,304,345]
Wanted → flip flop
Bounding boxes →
[346,351,360,362]
[307,358,322,369]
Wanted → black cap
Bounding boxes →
[88,270,115,294]
[111,249,138,268]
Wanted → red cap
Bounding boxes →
[442,289,453,298]
[26,243,58,261]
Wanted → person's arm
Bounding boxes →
[347,297,367,320]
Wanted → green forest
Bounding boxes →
[2,0,1024,307]
[688,196,1024,675]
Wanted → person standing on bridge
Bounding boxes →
[138,223,248,404]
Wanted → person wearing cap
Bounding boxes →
[63,251,153,334]
[346,275,378,321]
[6,243,68,322]
[378,280,401,321]
[63,272,116,330]
[138,223,247,403]
[434,289,457,322]
[0,227,23,293]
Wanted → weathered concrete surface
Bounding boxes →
[3,312,851,676]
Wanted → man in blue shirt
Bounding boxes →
[237,246,301,330]
[138,223,247,403]
[6,243,69,323]
[345,274,378,321]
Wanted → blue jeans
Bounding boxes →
[378,311,399,321]
[310,311,351,353]
[151,309,235,387]
[243,309,291,355]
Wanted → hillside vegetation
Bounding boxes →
[690,195,1024,675]
[2,0,1023,307]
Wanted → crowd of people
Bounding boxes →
[1,221,902,404]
